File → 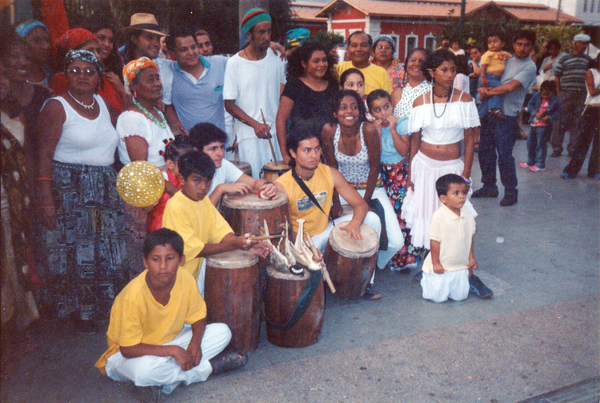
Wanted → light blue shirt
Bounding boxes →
[501,56,536,117]
[381,117,409,164]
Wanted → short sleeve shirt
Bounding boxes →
[281,77,339,133]
[116,111,172,167]
[500,56,537,117]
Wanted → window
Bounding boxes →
[424,34,436,54]
[591,0,595,12]
[405,34,418,60]
[583,0,587,11]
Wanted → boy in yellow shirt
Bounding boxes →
[480,32,512,118]
[161,151,271,285]
[95,228,247,398]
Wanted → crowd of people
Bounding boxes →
[1,7,598,398]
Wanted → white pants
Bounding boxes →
[105,323,231,394]
[238,137,282,180]
[421,269,469,303]
[338,187,404,269]
[311,211,381,285]
[197,259,206,297]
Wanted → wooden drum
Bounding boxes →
[220,192,291,239]
[230,160,252,177]
[261,161,290,182]
[204,250,261,353]
[264,266,324,348]
[323,222,379,300]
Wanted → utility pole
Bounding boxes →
[556,0,562,23]
[460,0,466,46]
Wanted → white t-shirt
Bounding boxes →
[209,159,244,195]
[116,111,173,167]
[223,48,286,143]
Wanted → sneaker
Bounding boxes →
[469,275,493,299]
[499,194,518,206]
[561,172,572,179]
[472,188,499,198]
[519,162,531,169]
[550,150,561,158]
[529,166,545,172]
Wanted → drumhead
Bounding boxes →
[264,161,290,171]
[222,192,288,209]
[266,265,310,280]
[230,160,251,174]
[206,249,259,268]
[328,221,378,258]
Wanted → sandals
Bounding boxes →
[210,350,248,375]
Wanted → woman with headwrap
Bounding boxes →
[372,35,404,90]
[49,28,127,113]
[36,50,127,334]
[0,30,51,191]
[14,20,53,87]
[117,57,177,277]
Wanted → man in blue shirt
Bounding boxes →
[474,30,537,207]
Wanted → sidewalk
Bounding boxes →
[1,140,598,402]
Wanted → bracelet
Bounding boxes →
[264,181,273,185]
[35,177,53,181]
[461,175,472,185]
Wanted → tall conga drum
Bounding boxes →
[204,250,261,353]
[264,266,324,348]
[323,222,379,299]
[261,161,290,182]
[220,192,291,240]
[230,160,252,177]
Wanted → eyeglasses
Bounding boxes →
[435,67,456,74]
[66,67,97,77]
[376,46,392,51]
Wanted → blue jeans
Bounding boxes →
[486,73,503,110]
[478,115,518,196]
[526,125,551,169]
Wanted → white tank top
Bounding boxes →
[586,69,600,106]
[333,123,371,183]
[50,95,119,166]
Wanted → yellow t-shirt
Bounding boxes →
[336,61,393,95]
[94,269,206,374]
[422,204,476,273]
[481,51,513,74]
[162,191,233,279]
[276,163,333,236]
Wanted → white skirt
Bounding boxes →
[401,152,477,249]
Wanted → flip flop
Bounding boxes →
[210,350,248,375]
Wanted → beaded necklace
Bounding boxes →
[132,98,167,129]
[68,91,95,110]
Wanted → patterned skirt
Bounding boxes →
[380,162,424,269]
[38,161,127,321]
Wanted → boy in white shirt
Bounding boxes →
[421,174,493,303]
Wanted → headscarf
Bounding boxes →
[373,35,397,59]
[241,8,271,36]
[122,57,158,95]
[14,20,49,38]
[285,28,310,49]
[64,49,103,76]
[56,29,97,54]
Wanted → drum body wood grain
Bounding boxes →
[264,266,324,348]
[324,223,378,299]
[221,192,290,240]
[230,160,252,177]
[261,161,290,182]
[204,250,261,353]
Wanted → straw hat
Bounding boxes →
[124,13,166,37]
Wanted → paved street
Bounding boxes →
[2,139,598,402]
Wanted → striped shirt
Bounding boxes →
[555,53,593,93]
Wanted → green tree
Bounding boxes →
[441,14,521,49]
[308,31,345,51]
[524,22,583,54]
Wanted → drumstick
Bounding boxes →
[260,108,278,162]
[250,234,283,241]
[305,231,336,294]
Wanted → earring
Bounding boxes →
[134,90,137,98]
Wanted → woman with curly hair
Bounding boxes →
[276,40,339,164]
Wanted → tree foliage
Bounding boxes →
[308,31,345,51]
[441,14,522,49]
[524,22,584,54]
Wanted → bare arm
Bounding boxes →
[224,100,270,139]
[321,123,342,215]
[37,100,66,230]
[186,318,206,367]
[197,232,258,257]
[391,87,403,109]
[361,122,382,203]
[463,126,478,180]
[586,69,600,97]
[387,116,409,157]
[479,79,523,99]
[480,63,489,86]
[275,95,294,164]
[164,104,188,135]
[331,167,368,240]
[236,174,277,199]
[430,240,444,274]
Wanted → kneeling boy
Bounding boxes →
[95,229,247,395]
[421,174,493,303]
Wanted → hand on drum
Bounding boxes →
[248,240,272,258]
[223,182,253,196]
[259,182,278,199]
[340,222,363,241]
[252,122,272,139]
